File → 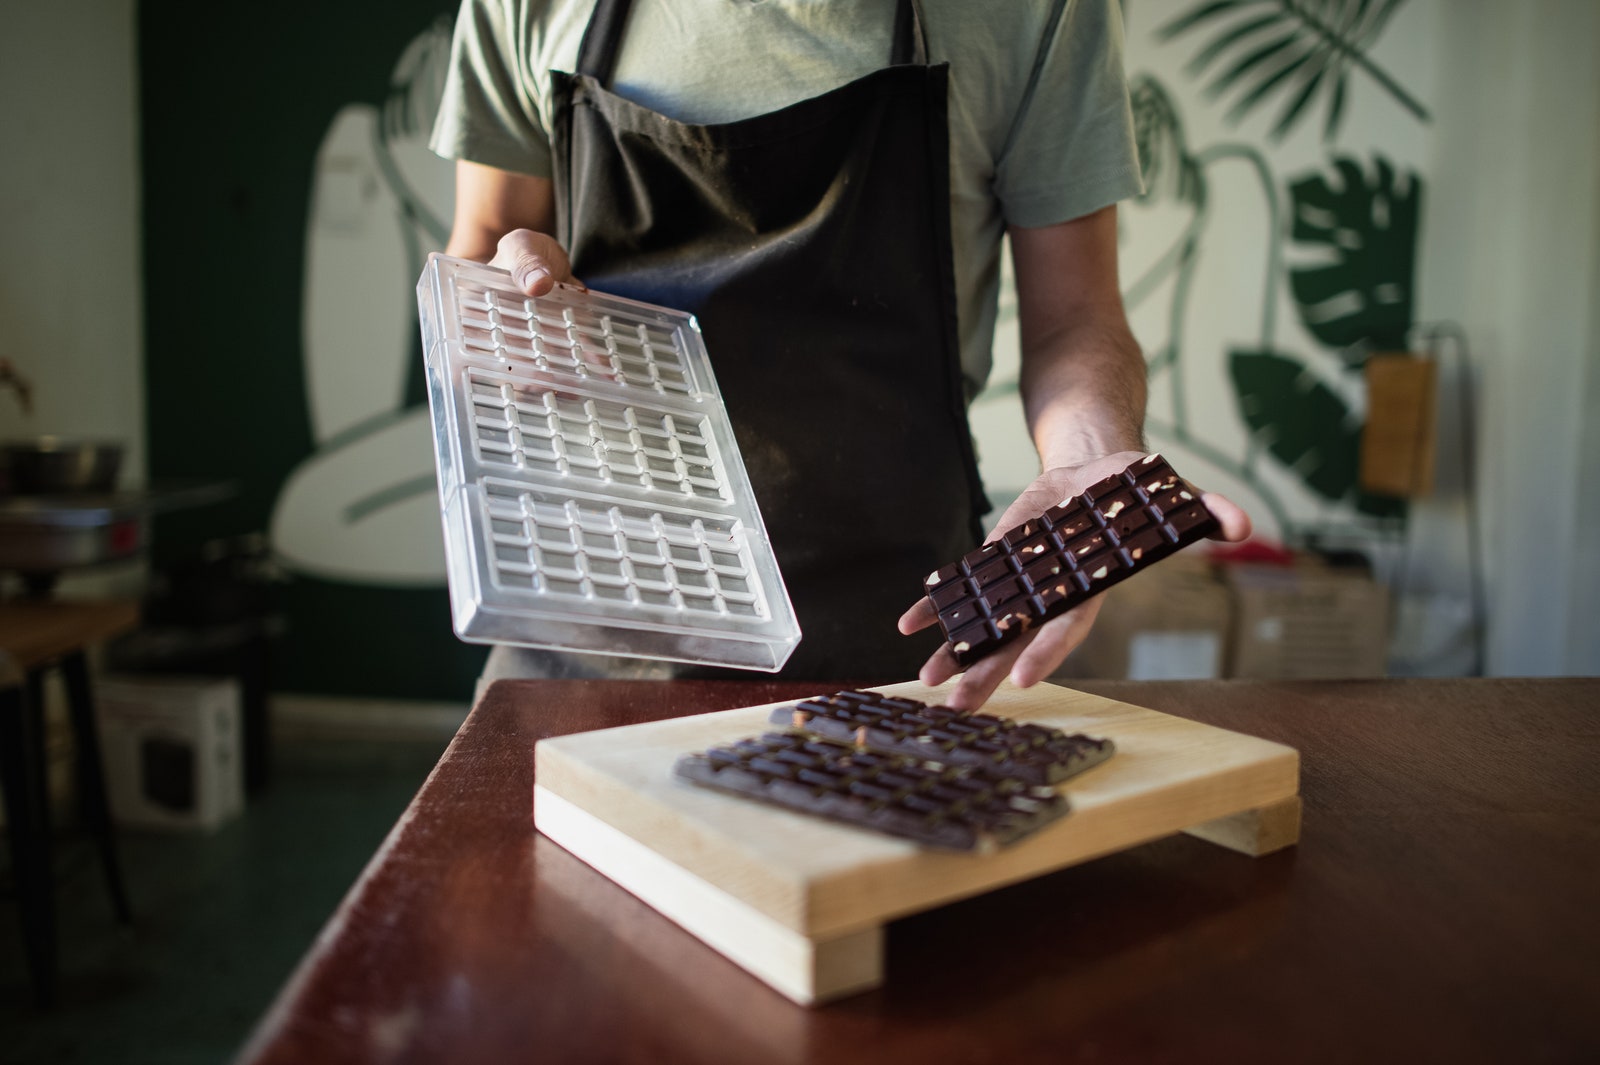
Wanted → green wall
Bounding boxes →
[140,1,487,698]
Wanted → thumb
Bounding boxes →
[489,229,575,296]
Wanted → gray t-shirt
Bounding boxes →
[430,0,1143,395]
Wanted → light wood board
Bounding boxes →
[534,678,1299,1003]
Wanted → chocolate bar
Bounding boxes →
[925,453,1219,667]
[769,690,1114,785]
[674,732,1069,851]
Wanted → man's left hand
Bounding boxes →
[897,451,1252,710]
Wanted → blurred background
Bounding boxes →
[1,0,1596,1060]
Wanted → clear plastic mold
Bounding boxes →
[417,254,800,672]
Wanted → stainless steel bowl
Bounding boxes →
[0,438,124,495]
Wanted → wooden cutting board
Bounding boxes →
[534,678,1300,1004]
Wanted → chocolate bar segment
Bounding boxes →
[925,454,1219,667]
[674,732,1068,851]
[769,690,1114,785]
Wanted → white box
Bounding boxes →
[95,674,244,832]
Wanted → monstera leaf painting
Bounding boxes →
[1288,155,1421,355]
[1231,349,1405,517]
[1138,5,1434,534]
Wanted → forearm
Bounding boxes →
[1019,309,1148,470]
[442,160,574,293]
[1008,206,1147,472]
[910,211,1248,708]
[446,159,557,261]
[445,223,506,262]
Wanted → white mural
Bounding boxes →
[270,20,456,586]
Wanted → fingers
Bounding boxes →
[924,639,1022,711]
[1200,491,1253,542]
[897,597,936,635]
[916,640,965,688]
[915,597,1103,712]
[489,229,575,296]
[1008,598,1102,687]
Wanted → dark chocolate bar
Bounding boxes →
[768,690,1114,785]
[925,453,1219,667]
[674,732,1068,851]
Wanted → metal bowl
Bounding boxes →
[0,438,124,495]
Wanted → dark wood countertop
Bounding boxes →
[237,677,1600,1065]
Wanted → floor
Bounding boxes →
[1,731,450,1065]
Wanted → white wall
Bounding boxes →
[1414,0,1600,675]
[0,0,144,483]
[1576,200,1600,673]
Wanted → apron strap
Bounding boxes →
[575,0,629,83]
[890,0,930,67]
[578,0,929,84]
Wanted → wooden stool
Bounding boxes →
[0,600,139,1007]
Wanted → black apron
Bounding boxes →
[550,0,987,681]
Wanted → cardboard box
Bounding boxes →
[1361,353,1438,497]
[1053,554,1232,681]
[95,675,244,832]
[1224,560,1390,679]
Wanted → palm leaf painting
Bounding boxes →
[1157,0,1429,142]
[1130,75,1204,207]
[1288,154,1420,356]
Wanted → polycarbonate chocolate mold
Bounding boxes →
[419,254,800,671]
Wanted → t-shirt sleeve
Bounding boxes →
[993,0,1144,228]
[430,0,553,177]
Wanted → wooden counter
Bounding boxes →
[237,677,1600,1064]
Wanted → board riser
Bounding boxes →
[533,680,1301,1004]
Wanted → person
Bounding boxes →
[430,0,1251,709]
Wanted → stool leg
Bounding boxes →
[60,652,132,923]
[1,681,58,1007]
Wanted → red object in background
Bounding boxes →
[108,519,141,555]
[1206,538,1296,566]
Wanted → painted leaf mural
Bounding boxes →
[1231,348,1358,499]
[1231,348,1405,517]
[1156,0,1430,142]
[1131,0,1440,541]
[1288,155,1420,355]
[1130,74,1203,207]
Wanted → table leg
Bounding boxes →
[1182,795,1302,856]
[60,651,132,922]
[0,680,58,1006]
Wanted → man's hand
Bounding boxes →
[445,161,578,295]
[896,205,1251,711]
[897,451,1253,711]
[486,228,580,297]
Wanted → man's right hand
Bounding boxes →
[444,161,576,295]
[487,228,580,297]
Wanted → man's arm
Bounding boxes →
[446,159,575,295]
[1012,204,1145,472]
[900,204,1251,709]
